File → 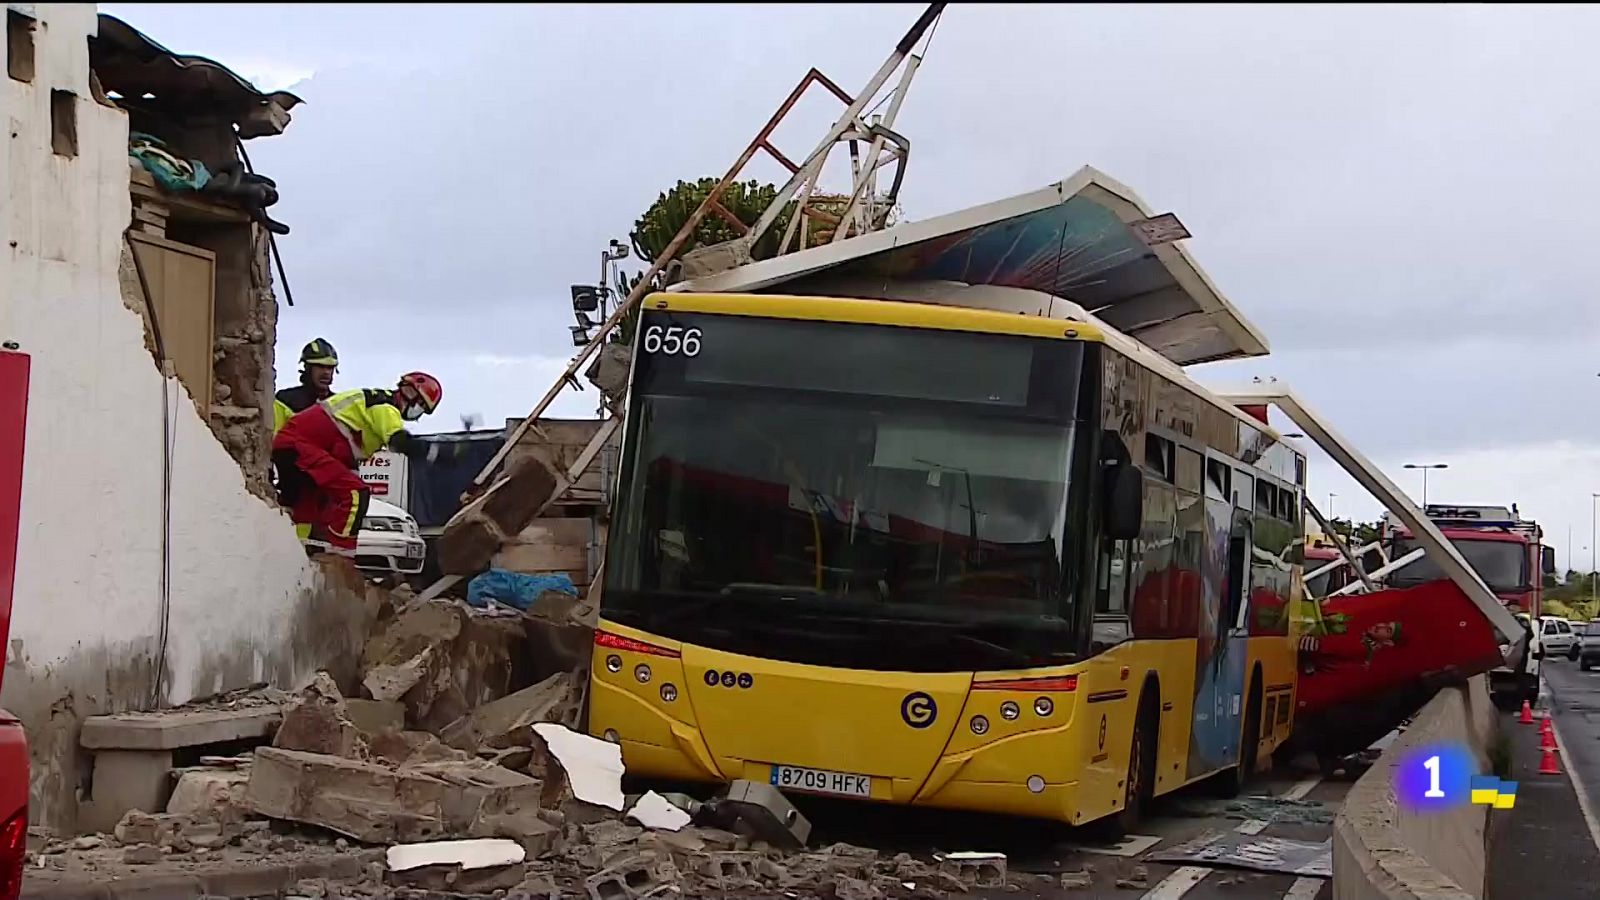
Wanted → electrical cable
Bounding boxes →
[125,230,174,709]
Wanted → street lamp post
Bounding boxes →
[1591,493,1599,608]
[1402,463,1448,507]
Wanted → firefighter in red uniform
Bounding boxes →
[272,372,443,555]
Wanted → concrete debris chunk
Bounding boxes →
[122,844,163,865]
[583,849,678,900]
[112,810,187,847]
[246,746,450,844]
[363,650,432,704]
[344,698,405,735]
[935,851,1006,888]
[274,671,370,759]
[386,837,526,872]
[369,730,473,767]
[438,445,563,576]
[625,791,691,832]
[1059,869,1094,890]
[166,767,251,823]
[440,672,582,752]
[531,723,625,811]
[714,779,811,849]
[404,758,543,835]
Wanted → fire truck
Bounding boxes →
[1382,504,1552,618]
[1382,503,1553,707]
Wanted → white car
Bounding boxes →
[354,498,426,575]
[1540,616,1579,660]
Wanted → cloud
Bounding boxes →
[102,3,1600,552]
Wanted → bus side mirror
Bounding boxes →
[1105,464,1144,541]
[1542,545,1557,576]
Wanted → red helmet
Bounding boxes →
[399,371,442,414]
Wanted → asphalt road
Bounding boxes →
[1487,657,1600,898]
[760,764,1346,900]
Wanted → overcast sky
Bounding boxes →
[103,3,1600,570]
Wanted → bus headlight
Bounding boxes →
[635,664,652,684]
[1034,697,1054,717]
[605,655,622,673]
[1000,701,1020,721]
[660,683,677,703]
[970,715,990,735]
[602,729,620,743]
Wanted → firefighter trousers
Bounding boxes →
[272,430,369,554]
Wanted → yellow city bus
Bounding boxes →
[588,291,1304,828]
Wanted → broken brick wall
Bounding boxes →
[0,4,374,832]
[121,127,278,497]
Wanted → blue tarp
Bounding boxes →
[466,569,577,611]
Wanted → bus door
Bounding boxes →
[1216,502,1253,761]
[1190,457,1247,778]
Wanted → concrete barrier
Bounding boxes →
[1333,674,1498,900]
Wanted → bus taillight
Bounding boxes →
[972,675,1079,692]
[594,630,681,659]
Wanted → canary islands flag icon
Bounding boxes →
[1470,775,1518,809]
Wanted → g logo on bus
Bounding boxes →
[901,692,937,729]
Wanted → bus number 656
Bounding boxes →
[641,325,703,357]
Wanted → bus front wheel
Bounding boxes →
[1114,690,1159,835]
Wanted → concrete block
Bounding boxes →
[79,750,174,834]
[245,746,449,844]
[80,707,283,751]
[937,852,1006,888]
[583,851,678,900]
[718,779,811,850]
[438,447,562,576]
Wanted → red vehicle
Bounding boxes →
[1383,505,1553,618]
[0,350,32,899]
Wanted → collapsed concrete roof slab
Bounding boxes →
[677,165,1270,367]
[91,14,304,138]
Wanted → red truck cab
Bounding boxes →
[0,350,33,898]
[1384,504,1553,617]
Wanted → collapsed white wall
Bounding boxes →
[0,5,374,829]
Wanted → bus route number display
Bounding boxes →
[640,325,703,357]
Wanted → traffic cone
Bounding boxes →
[1521,700,1535,724]
[1541,717,1554,736]
[1540,746,1562,775]
[1542,727,1558,750]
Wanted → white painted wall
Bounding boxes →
[1,5,348,826]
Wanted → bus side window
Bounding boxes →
[1225,519,1252,631]
[1205,459,1230,502]
[1233,472,1253,511]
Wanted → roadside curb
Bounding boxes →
[21,848,383,899]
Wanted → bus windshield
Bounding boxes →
[603,311,1087,672]
[1388,536,1528,594]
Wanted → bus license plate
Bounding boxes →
[769,764,871,798]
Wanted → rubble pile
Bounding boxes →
[44,590,1054,897]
